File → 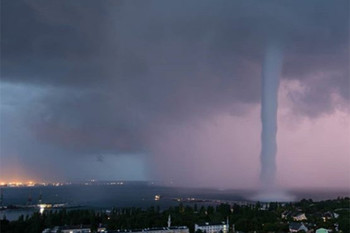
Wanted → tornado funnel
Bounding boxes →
[260,42,283,189]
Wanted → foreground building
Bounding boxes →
[194,221,229,233]
[108,216,188,233]
[322,211,339,222]
[42,226,106,233]
[107,227,189,233]
[289,222,308,233]
[293,213,307,221]
[60,228,91,233]
[282,211,308,221]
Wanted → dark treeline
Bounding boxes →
[0,197,349,233]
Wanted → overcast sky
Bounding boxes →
[1,0,349,189]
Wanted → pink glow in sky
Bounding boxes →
[149,80,350,189]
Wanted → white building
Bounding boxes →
[61,228,91,233]
[322,211,339,222]
[281,210,291,219]
[114,227,189,233]
[42,227,59,233]
[292,213,307,221]
[289,222,308,233]
[113,215,189,233]
[42,226,92,233]
[194,221,229,233]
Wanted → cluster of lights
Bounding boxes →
[0,181,66,187]
[38,203,52,214]
[83,181,124,186]
[0,180,126,187]
[0,181,35,187]
[154,195,161,201]
[108,181,124,185]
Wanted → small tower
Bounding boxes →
[167,214,171,228]
[0,188,3,206]
[225,216,229,233]
[27,191,32,205]
[38,191,42,204]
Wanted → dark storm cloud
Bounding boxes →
[1,0,349,155]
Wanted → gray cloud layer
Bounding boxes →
[1,0,349,181]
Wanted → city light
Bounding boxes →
[0,181,38,187]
